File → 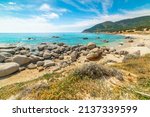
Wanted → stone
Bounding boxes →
[30,55,41,63]
[87,42,96,50]
[128,39,134,43]
[27,63,37,69]
[4,58,12,63]
[19,67,26,71]
[86,48,102,61]
[43,51,51,59]
[59,56,64,60]
[0,62,19,77]
[119,51,129,55]
[44,60,55,67]
[0,49,15,54]
[137,43,145,47]
[70,51,78,62]
[38,45,47,51]
[0,55,5,62]
[0,52,12,58]
[0,45,16,49]
[20,50,28,55]
[37,61,44,67]
[13,55,31,66]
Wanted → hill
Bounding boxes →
[83,16,150,33]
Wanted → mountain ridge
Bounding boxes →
[83,16,150,33]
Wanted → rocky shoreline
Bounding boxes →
[0,34,150,79]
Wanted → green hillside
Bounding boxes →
[83,16,150,33]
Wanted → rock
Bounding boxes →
[0,45,16,49]
[0,52,12,58]
[43,51,51,59]
[119,51,129,55]
[38,67,44,72]
[0,62,19,77]
[19,67,26,71]
[70,51,78,62]
[102,40,109,43]
[38,45,47,51]
[87,42,96,50]
[86,48,102,61]
[128,39,134,43]
[30,55,41,63]
[83,37,88,40]
[4,58,12,63]
[59,56,64,60]
[137,43,145,47]
[37,61,44,67]
[52,36,60,38]
[44,60,55,67]
[27,63,37,69]
[81,50,88,56]
[0,55,5,62]
[0,49,15,54]
[119,42,124,46]
[57,43,64,46]
[13,55,31,66]
[20,50,28,55]
[59,61,69,68]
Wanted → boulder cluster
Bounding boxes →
[0,42,128,77]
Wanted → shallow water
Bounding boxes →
[0,33,124,46]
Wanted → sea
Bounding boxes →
[0,33,124,46]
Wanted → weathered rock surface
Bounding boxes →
[0,62,19,77]
[44,60,55,67]
[87,42,96,50]
[13,55,31,66]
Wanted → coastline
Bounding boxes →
[0,33,150,88]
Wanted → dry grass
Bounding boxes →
[0,55,150,100]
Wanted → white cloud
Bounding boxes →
[0,9,150,33]
[8,2,16,5]
[0,3,22,11]
[39,3,52,11]
[42,13,59,19]
[101,0,113,14]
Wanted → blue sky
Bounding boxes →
[0,0,150,32]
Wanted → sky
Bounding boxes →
[0,0,150,33]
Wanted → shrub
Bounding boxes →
[73,62,123,80]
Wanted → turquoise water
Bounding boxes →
[0,33,124,46]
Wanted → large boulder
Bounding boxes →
[38,45,48,51]
[87,42,96,50]
[0,45,16,49]
[0,49,15,54]
[0,62,19,77]
[13,55,31,66]
[86,48,102,61]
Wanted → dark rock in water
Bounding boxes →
[28,37,36,40]
[57,43,64,46]
[125,36,134,39]
[97,37,100,39]
[102,40,109,43]
[52,36,60,38]
[83,37,88,40]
